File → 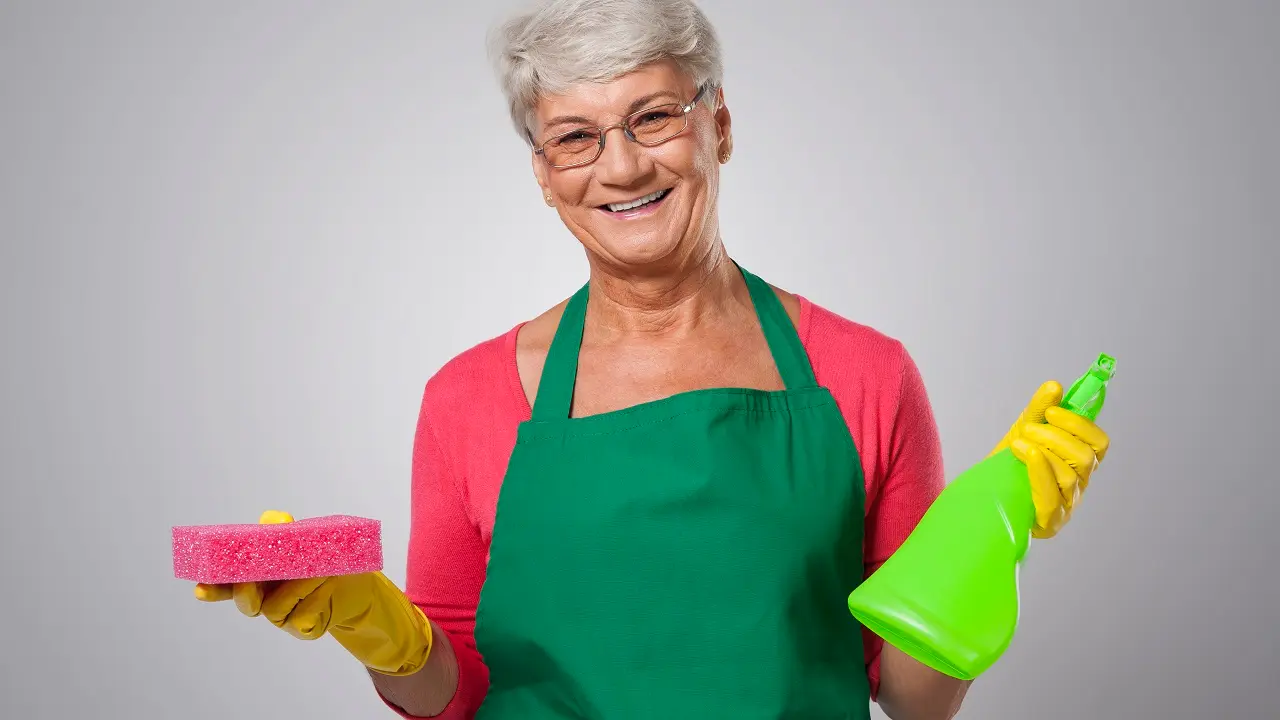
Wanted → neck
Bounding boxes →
[585,240,747,339]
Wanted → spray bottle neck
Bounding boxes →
[1060,353,1116,422]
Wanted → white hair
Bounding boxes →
[488,0,724,143]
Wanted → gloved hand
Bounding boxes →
[193,510,433,676]
[990,381,1111,539]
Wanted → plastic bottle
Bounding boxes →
[847,353,1117,679]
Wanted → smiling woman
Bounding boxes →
[528,64,723,271]
[191,1,1114,719]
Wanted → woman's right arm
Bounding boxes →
[371,384,492,718]
[369,619,460,716]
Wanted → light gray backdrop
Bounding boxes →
[2,1,1276,718]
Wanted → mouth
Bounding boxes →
[598,188,672,215]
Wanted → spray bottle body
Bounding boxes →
[846,354,1115,680]
[847,447,1035,679]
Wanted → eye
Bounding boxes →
[553,130,597,148]
[636,111,674,126]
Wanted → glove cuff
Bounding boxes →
[330,573,434,676]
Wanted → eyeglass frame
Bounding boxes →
[530,84,712,169]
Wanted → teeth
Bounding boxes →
[607,189,667,212]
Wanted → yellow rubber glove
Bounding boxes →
[990,381,1111,539]
[193,510,433,676]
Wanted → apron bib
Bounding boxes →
[473,265,871,719]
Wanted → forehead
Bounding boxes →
[533,61,695,133]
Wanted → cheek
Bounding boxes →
[686,124,721,176]
[548,171,594,205]
[657,136,717,183]
[684,146,719,193]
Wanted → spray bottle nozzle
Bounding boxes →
[1092,353,1117,379]
[1060,353,1116,423]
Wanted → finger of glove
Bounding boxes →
[993,381,1063,455]
[1013,440,1067,533]
[1042,445,1082,508]
[259,510,295,524]
[194,583,233,602]
[234,582,265,617]
[1018,422,1097,477]
[1044,406,1111,461]
[1018,380,1064,426]
[282,583,339,640]
[261,576,330,628]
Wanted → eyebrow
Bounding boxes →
[541,90,685,133]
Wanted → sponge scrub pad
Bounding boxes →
[172,514,383,584]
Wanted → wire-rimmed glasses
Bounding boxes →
[533,85,710,169]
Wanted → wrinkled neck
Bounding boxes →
[585,240,747,341]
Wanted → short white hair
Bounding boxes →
[488,0,724,143]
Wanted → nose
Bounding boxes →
[593,125,649,184]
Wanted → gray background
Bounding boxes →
[2,1,1276,718]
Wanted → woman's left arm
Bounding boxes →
[860,347,971,719]
[876,645,971,720]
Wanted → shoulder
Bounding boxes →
[420,324,528,423]
[797,295,914,399]
[419,292,574,425]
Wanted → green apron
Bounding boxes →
[473,264,871,719]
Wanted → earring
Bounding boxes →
[719,149,731,164]
[544,192,554,207]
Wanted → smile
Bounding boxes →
[601,188,671,214]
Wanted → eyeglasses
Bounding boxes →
[533,85,710,169]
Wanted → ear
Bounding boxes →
[712,87,733,160]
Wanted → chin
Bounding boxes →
[599,233,687,270]
[580,192,703,272]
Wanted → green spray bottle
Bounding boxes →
[847,353,1116,680]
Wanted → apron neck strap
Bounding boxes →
[530,262,817,421]
[531,281,590,422]
[737,262,818,391]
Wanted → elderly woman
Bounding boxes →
[194,1,1110,718]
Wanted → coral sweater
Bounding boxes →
[381,294,946,718]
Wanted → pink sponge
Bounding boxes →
[172,515,383,584]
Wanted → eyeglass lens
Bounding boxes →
[542,104,689,167]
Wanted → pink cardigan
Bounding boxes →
[383,295,946,718]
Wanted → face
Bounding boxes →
[529,60,733,274]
